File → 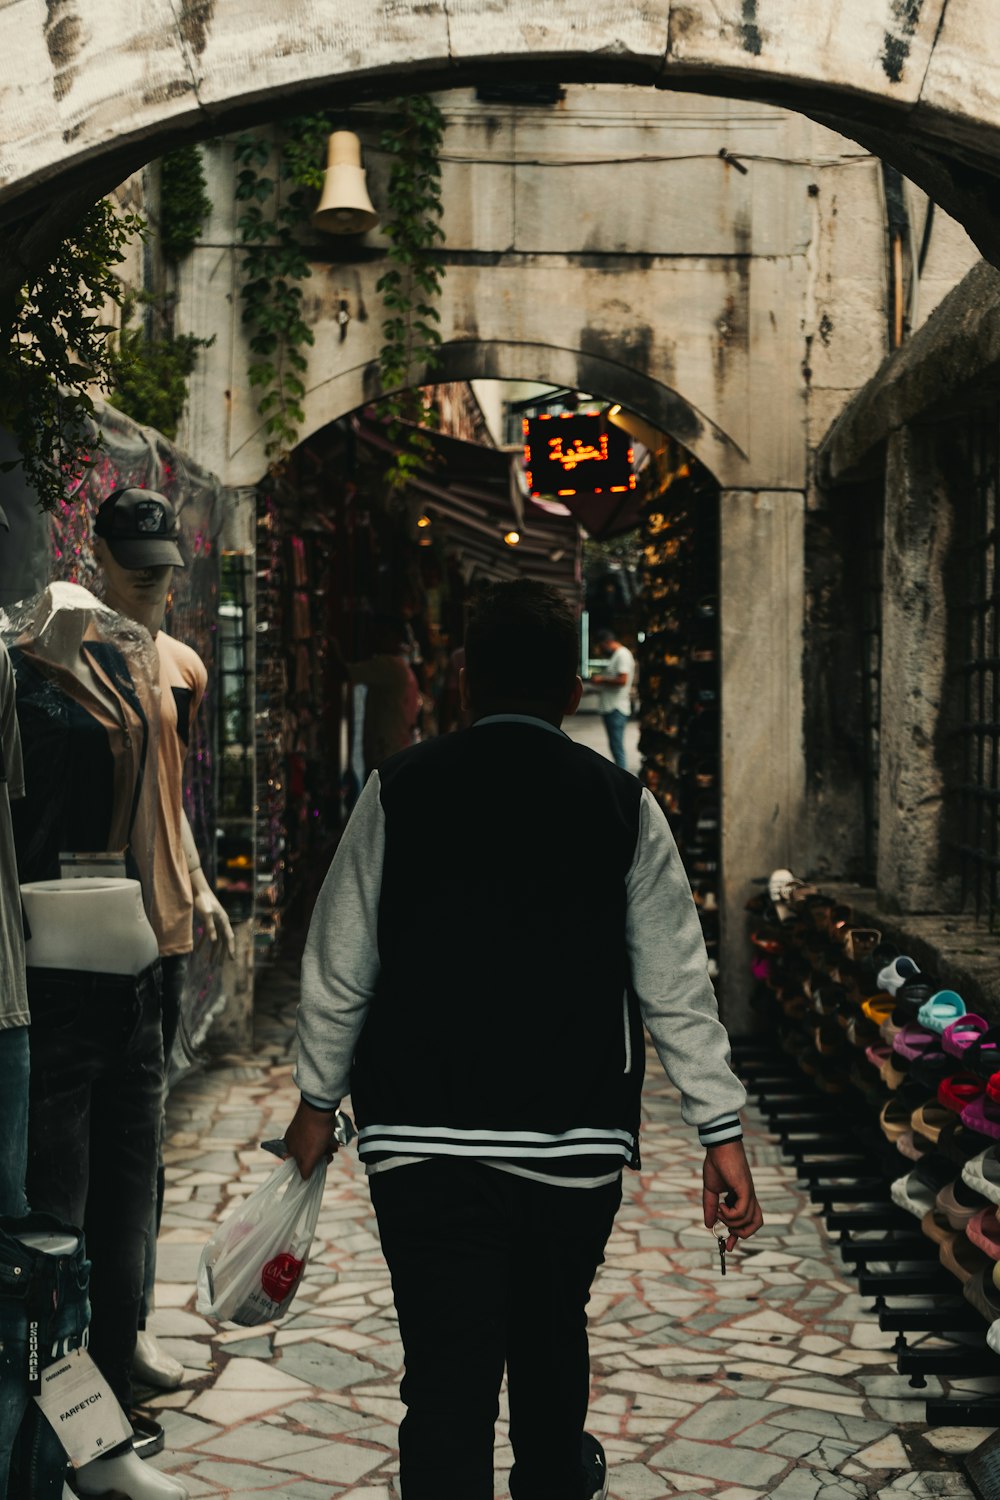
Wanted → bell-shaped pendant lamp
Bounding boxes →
[312,131,379,236]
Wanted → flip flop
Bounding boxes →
[865,1043,891,1071]
[917,991,966,1034]
[986,1071,1000,1106]
[966,1207,1000,1261]
[897,1130,925,1162]
[942,1014,990,1060]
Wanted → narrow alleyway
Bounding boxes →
[141,966,987,1500]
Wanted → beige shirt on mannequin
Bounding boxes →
[152,630,207,955]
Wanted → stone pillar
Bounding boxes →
[877,426,961,913]
[719,490,807,1032]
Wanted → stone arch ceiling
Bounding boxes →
[3,0,1000,304]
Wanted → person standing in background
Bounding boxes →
[332,616,421,774]
[589,627,635,770]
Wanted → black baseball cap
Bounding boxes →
[94,487,185,569]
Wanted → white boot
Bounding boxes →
[75,1448,189,1499]
[132,1331,184,1390]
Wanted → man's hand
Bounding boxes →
[284,1100,340,1180]
[193,884,236,959]
[703,1139,763,1252]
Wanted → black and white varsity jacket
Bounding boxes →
[294,715,745,1178]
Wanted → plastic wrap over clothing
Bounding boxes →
[0,583,160,915]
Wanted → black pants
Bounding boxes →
[25,964,163,1415]
[369,1159,622,1500]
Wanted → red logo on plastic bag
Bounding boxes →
[261,1252,303,1303]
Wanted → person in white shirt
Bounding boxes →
[590,628,635,769]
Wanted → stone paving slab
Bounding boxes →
[137,963,990,1497]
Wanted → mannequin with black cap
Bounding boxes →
[2,573,187,1493]
[92,488,234,1398]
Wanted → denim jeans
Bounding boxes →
[26,963,163,1414]
[0,1211,91,1500]
[602,709,629,770]
[370,1161,622,1500]
[141,951,188,1327]
[0,1027,29,1219]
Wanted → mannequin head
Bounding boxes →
[92,489,184,635]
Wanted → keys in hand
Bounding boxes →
[712,1220,728,1276]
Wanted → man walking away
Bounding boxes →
[589,626,635,769]
[286,579,762,1500]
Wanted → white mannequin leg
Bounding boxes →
[74,1448,189,1499]
[132,1330,184,1389]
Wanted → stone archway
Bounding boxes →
[5,0,1000,303]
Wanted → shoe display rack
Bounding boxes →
[253,490,288,956]
[735,874,1000,1433]
[637,469,720,976]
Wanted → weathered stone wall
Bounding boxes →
[5,0,1000,291]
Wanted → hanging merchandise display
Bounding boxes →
[637,451,720,978]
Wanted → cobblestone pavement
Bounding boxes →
[141,964,992,1500]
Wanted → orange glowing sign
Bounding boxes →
[524,413,635,498]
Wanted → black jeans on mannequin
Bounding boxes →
[370,1159,621,1500]
[25,964,163,1416]
[140,951,189,1329]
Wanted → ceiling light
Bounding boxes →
[417,515,432,528]
[504,530,520,547]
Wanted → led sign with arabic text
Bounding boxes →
[524,414,636,499]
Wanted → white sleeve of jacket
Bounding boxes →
[627,787,747,1144]
[294,771,384,1110]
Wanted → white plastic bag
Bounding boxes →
[196,1158,327,1325]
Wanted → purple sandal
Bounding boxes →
[893,1024,941,1062]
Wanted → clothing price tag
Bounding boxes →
[34,1348,133,1467]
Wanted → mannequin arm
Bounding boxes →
[182,812,236,958]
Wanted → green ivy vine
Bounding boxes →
[0,199,144,512]
[108,297,214,440]
[234,115,331,467]
[160,145,213,263]
[233,100,446,483]
[376,95,447,492]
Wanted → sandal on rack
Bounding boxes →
[876,955,920,996]
[962,1144,1000,1206]
[942,1014,990,1060]
[917,991,966,1034]
[937,1177,988,1232]
[966,1206,1000,1261]
[940,1231,990,1285]
[938,1073,985,1114]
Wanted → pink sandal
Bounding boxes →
[943,1014,990,1060]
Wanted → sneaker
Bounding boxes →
[582,1433,609,1499]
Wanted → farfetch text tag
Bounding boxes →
[34,1348,133,1467]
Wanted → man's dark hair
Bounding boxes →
[464,579,578,711]
[594,627,615,645]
